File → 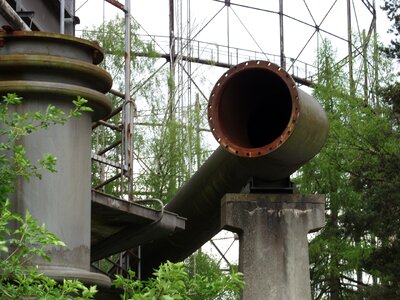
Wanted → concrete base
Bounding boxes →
[221,193,325,300]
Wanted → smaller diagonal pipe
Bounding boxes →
[0,0,31,31]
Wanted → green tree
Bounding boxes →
[184,250,241,300]
[381,0,400,60]
[83,16,159,197]
[184,250,223,279]
[297,34,399,298]
[83,17,209,204]
[113,260,243,300]
[352,1,400,296]
[299,40,367,299]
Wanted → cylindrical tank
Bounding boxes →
[141,60,329,278]
[0,31,112,287]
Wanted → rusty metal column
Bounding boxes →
[168,0,175,118]
[122,0,134,201]
[169,0,175,65]
[279,0,285,69]
[372,0,378,106]
[226,0,230,65]
[221,194,325,300]
[347,0,355,95]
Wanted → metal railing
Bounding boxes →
[138,34,317,83]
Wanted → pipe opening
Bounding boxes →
[217,68,293,149]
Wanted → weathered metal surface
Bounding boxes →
[0,54,112,93]
[0,31,104,64]
[0,0,31,31]
[0,31,111,120]
[90,190,186,261]
[105,0,127,12]
[0,31,112,287]
[0,0,76,34]
[141,60,328,278]
[0,81,111,121]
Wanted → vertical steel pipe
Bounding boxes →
[279,0,285,69]
[60,0,65,34]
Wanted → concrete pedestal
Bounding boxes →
[221,193,325,300]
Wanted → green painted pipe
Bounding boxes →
[142,60,329,277]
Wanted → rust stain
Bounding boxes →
[105,0,127,11]
[92,49,101,64]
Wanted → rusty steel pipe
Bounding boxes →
[142,60,329,277]
[207,60,329,178]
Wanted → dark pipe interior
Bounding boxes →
[218,68,292,148]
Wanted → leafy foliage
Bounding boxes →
[0,201,97,299]
[83,17,163,198]
[184,250,223,280]
[113,260,244,300]
[0,94,92,198]
[381,0,400,60]
[297,34,400,298]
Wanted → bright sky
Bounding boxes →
[74,0,394,98]
[75,0,393,65]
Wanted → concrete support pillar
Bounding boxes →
[221,193,325,300]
